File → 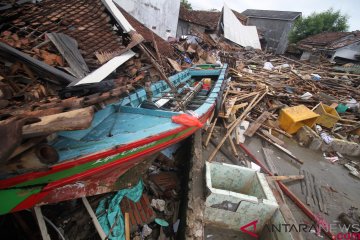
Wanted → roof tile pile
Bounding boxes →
[0,0,124,68]
[298,31,360,50]
[179,6,247,30]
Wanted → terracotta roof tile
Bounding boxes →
[179,6,247,30]
[298,31,360,50]
[0,0,124,68]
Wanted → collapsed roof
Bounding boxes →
[0,0,176,86]
[179,6,247,31]
[298,31,360,51]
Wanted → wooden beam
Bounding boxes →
[260,129,285,146]
[262,147,279,176]
[82,197,106,239]
[267,175,304,181]
[204,117,218,147]
[125,212,130,240]
[244,111,271,137]
[223,97,237,118]
[34,206,51,240]
[138,43,178,94]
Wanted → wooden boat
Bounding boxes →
[0,64,227,214]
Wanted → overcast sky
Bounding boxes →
[188,0,359,31]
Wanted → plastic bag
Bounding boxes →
[172,114,203,127]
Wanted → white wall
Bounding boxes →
[115,0,180,40]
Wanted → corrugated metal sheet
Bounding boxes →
[223,4,261,49]
[73,50,135,85]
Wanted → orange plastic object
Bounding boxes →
[279,105,319,134]
[172,114,203,127]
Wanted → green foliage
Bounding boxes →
[181,0,192,10]
[289,8,349,43]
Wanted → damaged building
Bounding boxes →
[242,9,301,54]
[298,31,360,62]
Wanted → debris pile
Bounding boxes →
[213,51,360,158]
[0,0,181,168]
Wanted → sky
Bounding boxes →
[188,0,359,31]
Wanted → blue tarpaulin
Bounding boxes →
[96,180,144,240]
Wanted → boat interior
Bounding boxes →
[0,65,227,177]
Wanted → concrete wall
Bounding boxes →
[115,0,180,40]
[247,17,294,54]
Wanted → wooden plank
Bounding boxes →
[312,175,324,212]
[47,32,89,78]
[231,102,248,115]
[267,181,304,240]
[306,171,317,207]
[167,58,182,72]
[125,212,130,240]
[223,97,237,118]
[260,129,285,146]
[204,117,218,147]
[244,111,271,137]
[304,171,312,206]
[300,169,306,195]
[228,134,238,157]
[34,206,51,240]
[256,132,304,164]
[262,148,279,176]
[82,197,106,239]
[320,187,329,214]
[279,204,305,240]
[267,175,304,181]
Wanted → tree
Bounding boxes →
[288,8,349,43]
[181,0,192,10]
